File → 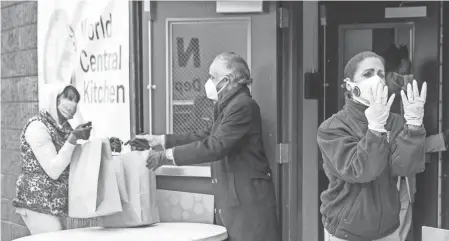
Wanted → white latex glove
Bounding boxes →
[134,134,165,148]
[401,80,427,127]
[365,83,396,133]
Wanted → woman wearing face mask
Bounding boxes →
[12,84,92,235]
[131,52,280,241]
[317,51,427,241]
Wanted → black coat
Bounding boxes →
[166,85,280,241]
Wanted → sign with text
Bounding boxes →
[38,0,130,141]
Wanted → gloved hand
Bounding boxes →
[124,138,150,151]
[365,83,396,133]
[68,122,92,144]
[134,134,164,148]
[401,80,427,127]
[146,150,172,171]
[109,137,123,153]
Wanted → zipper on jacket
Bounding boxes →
[377,178,384,235]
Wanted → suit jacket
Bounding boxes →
[165,85,280,241]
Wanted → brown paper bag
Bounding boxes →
[98,150,160,227]
[68,138,122,218]
[112,154,129,203]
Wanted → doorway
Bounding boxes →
[140,1,291,240]
[318,1,441,241]
[337,22,414,110]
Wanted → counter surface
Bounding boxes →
[13,222,228,241]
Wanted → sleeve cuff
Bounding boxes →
[407,124,424,131]
[404,124,426,136]
[165,148,177,166]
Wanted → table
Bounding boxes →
[13,222,228,241]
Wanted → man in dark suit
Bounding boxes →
[132,52,280,241]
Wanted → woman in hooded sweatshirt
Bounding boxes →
[12,84,92,235]
[317,51,427,241]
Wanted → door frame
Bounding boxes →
[278,1,303,241]
[337,22,415,109]
[441,1,449,229]
[318,2,443,240]
[136,1,304,240]
[130,1,144,136]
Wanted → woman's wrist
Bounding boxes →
[67,134,77,145]
[407,124,422,130]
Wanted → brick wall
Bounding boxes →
[1,1,38,240]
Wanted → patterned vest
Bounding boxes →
[12,111,73,217]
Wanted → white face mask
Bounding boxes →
[204,77,227,101]
[346,75,384,106]
[58,98,77,119]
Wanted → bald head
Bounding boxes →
[210,52,252,86]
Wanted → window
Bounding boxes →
[166,18,251,167]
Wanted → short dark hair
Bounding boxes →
[382,44,411,74]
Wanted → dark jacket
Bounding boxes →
[165,85,280,241]
[317,96,426,241]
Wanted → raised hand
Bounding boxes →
[365,83,396,133]
[401,80,427,127]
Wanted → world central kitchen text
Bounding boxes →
[80,13,125,104]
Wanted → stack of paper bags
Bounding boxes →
[98,150,160,227]
[69,138,123,218]
[68,138,159,227]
